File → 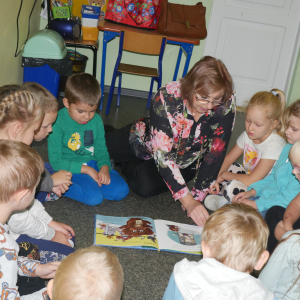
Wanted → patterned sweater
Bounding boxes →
[130,81,236,201]
[0,223,48,300]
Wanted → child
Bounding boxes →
[23,82,73,202]
[163,203,275,300]
[259,230,300,299]
[265,138,300,253]
[0,85,74,259]
[232,99,300,216]
[205,89,286,211]
[47,246,124,300]
[48,73,129,206]
[0,139,60,299]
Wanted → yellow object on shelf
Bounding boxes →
[82,26,99,41]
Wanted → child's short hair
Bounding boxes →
[0,85,44,132]
[52,246,123,300]
[65,73,101,106]
[0,140,44,203]
[23,82,58,114]
[202,203,269,273]
[289,139,300,165]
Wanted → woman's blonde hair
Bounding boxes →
[52,246,124,300]
[202,203,269,273]
[246,89,286,136]
[0,140,44,203]
[0,85,44,134]
[282,99,300,139]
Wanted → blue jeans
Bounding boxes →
[39,161,129,206]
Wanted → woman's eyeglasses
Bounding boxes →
[194,93,223,107]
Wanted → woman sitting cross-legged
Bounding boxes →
[106,56,236,226]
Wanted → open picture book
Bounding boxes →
[94,214,203,255]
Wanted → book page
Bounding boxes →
[154,220,203,255]
[94,215,158,249]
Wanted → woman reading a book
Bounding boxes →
[106,56,235,227]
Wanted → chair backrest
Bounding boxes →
[122,30,164,55]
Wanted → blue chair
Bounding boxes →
[105,30,166,115]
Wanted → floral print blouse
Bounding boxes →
[129,81,236,201]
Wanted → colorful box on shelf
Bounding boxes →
[82,26,99,41]
[81,5,100,19]
[81,17,98,27]
[52,5,72,19]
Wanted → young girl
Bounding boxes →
[259,230,300,299]
[233,99,300,216]
[0,85,75,262]
[265,120,300,253]
[205,89,286,211]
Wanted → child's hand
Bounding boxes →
[275,221,288,241]
[210,181,220,194]
[51,170,72,187]
[235,199,258,209]
[82,165,101,186]
[36,261,60,279]
[51,231,72,246]
[48,220,75,239]
[52,186,62,197]
[232,189,255,203]
[98,166,111,186]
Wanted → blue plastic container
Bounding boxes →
[81,5,100,19]
[23,64,61,98]
[22,30,67,98]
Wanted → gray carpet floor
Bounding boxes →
[31,93,245,300]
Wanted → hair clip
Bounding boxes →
[271,91,277,96]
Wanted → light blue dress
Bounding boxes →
[248,144,300,212]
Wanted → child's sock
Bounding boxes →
[45,192,59,202]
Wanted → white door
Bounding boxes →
[203,0,300,106]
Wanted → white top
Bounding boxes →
[0,223,47,299]
[237,131,286,174]
[174,257,274,300]
[7,199,55,240]
[259,229,300,300]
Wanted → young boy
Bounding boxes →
[47,246,124,300]
[48,73,129,206]
[163,203,275,300]
[0,140,60,299]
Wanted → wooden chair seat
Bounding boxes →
[118,63,158,77]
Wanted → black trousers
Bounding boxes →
[105,124,196,197]
[265,205,300,253]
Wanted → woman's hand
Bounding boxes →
[180,194,209,227]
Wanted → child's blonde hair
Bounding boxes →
[23,82,58,114]
[289,139,300,165]
[0,85,44,133]
[246,89,286,136]
[202,203,269,273]
[0,139,44,203]
[52,246,123,300]
[282,99,300,139]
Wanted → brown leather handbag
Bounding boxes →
[157,0,207,39]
